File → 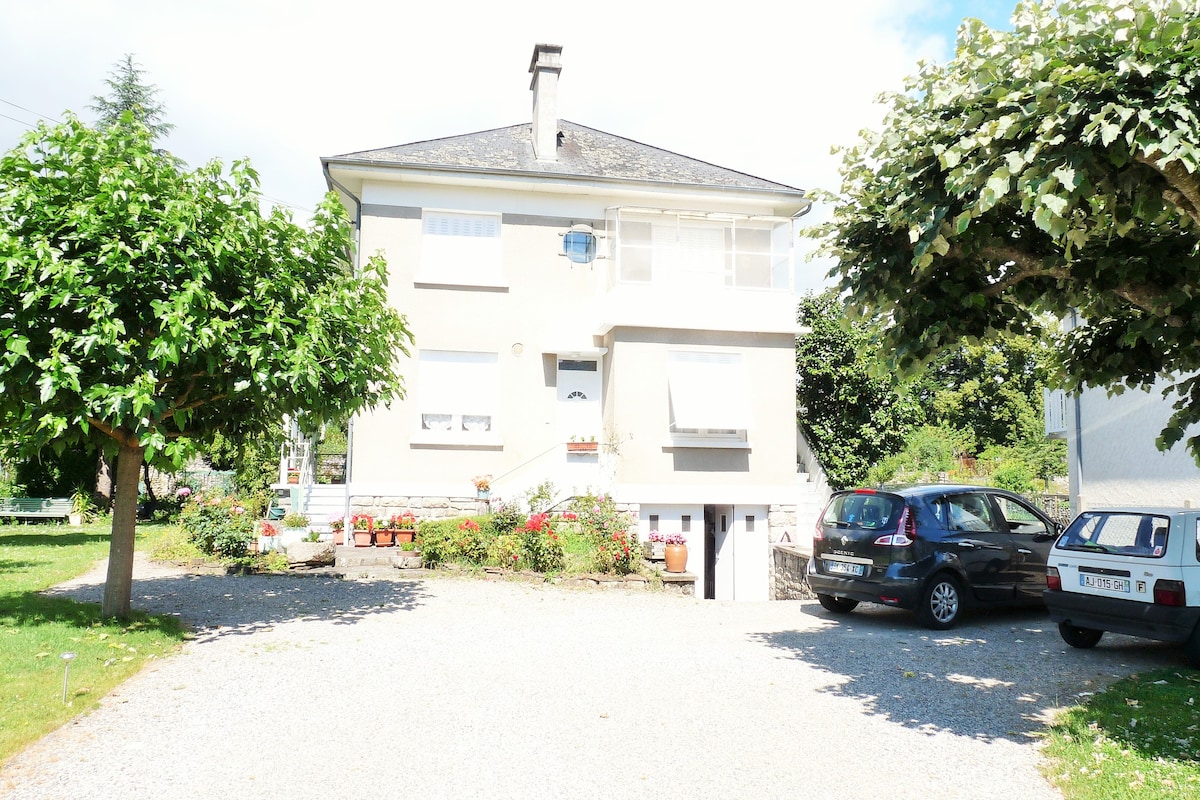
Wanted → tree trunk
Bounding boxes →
[102,442,146,619]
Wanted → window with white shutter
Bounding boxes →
[420,211,503,285]
[415,350,500,444]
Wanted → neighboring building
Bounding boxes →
[1045,315,1200,511]
[295,44,822,600]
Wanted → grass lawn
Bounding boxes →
[1043,669,1200,799]
[0,521,186,765]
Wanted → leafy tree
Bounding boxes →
[912,335,1051,449]
[796,294,923,489]
[0,115,413,618]
[88,53,174,141]
[815,0,1200,459]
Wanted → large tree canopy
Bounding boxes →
[816,0,1200,458]
[0,115,413,617]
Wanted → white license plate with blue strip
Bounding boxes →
[824,560,866,577]
[1081,574,1130,593]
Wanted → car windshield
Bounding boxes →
[821,492,904,531]
[1056,511,1169,558]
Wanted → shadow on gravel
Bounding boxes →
[42,572,432,642]
[752,603,1185,742]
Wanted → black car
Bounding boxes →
[807,485,1060,629]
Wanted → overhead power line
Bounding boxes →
[0,97,61,125]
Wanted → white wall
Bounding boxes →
[1069,377,1200,509]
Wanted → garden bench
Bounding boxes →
[0,497,72,521]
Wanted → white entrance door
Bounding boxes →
[557,359,601,442]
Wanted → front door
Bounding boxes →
[704,505,716,599]
[556,359,601,443]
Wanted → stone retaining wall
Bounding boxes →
[770,544,813,600]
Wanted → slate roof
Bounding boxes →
[325,120,802,195]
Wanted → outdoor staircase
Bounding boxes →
[295,483,348,530]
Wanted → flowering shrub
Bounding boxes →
[418,516,489,567]
[518,513,565,573]
[664,533,687,546]
[179,491,255,557]
[351,514,373,531]
[259,521,278,537]
[487,532,522,568]
[328,514,345,532]
[176,486,192,499]
[570,492,639,574]
[392,511,417,529]
[473,474,491,491]
[593,529,639,575]
[648,530,664,543]
[490,501,524,533]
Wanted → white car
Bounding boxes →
[1043,508,1200,667]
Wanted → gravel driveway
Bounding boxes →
[0,555,1187,800]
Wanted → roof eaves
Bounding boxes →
[320,156,806,200]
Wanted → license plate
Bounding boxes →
[824,560,865,577]
[1081,574,1130,593]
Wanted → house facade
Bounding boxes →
[1045,313,1200,511]
[304,44,817,600]
[1047,379,1200,512]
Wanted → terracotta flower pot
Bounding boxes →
[353,530,372,547]
[397,529,415,543]
[664,544,688,573]
[375,529,395,547]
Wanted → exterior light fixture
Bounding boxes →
[61,652,77,703]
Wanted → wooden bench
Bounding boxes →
[0,497,73,521]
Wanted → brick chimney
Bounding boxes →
[529,43,562,162]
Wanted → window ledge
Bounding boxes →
[663,438,751,450]
[410,433,504,450]
[414,275,509,292]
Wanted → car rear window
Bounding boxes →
[1056,511,1169,558]
[821,492,904,531]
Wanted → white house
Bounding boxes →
[1045,314,1200,511]
[293,44,822,600]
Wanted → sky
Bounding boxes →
[0,0,1017,294]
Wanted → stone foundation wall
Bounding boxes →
[350,495,485,521]
[767,504,798,543]
[770,544,812,600]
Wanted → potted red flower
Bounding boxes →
[392,511,418,543]
[351,514,373,547]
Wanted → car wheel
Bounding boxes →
[1183,624,1200,669]
[817,594,859,614]
[917,573,963,630]
[1058,621,1104,649]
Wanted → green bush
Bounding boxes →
[569,493,640,574]
[178,491,255,557]
[992,461,1035,494]
[590,528,640,574]
[416,516,490,567]
[487,532,522,568]
[518,513,565,573]
[489,501,524,533]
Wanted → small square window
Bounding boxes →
[745,515,755,533]
[682,515,691,533]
